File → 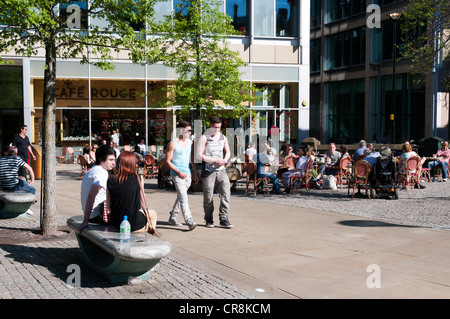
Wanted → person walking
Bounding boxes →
[196,116,233,228]
[165,121,198,230]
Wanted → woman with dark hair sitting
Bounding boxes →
[106,151,157,234]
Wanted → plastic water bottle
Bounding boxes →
[120,215,131,243]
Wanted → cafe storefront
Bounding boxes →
[31,77,172,149]
[27,60,302,154]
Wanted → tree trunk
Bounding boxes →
[41,40,58,236]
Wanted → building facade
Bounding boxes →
[310,0,449,145]
[0,0,310,154]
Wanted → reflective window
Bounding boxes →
[325,27,365,70]
[155,0,173,22]
[91,109,146,145]
[325,0,365,23]
[254,1,274,36]
[311,0,321,28]
[310,38,321,72]
[276,0,298,37]
[226,0,250,35]
[325,79,365,144]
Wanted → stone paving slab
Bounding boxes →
[0,214,254,299]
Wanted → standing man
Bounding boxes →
[12,125,36,180]
[197,116,233,228]
[165,121,198,230]
[78,145,116,233]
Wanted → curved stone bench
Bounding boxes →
[67,215,172,284]
[0,191,36,219]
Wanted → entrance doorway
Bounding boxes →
[0,109,22,154]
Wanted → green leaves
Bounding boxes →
[401,0,450,87]
[153,0,259,120]
[0,0,162,68]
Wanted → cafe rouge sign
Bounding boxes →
[56,85,137,100]
[34,79,147,107]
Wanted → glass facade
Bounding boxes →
[252,83,299,144]
[370,74,425,144]
[31,77,170,147]
[254,0,298,37]
[325,27,365,70]
[371,0,403,6]
[370,19,404,63]
[311,0,321,28]
[310,38,321,72]
[325,0,366,23]
[276,0,298,37]
[325,79,365,144]
[313,0,442,143]
[226,0,250,35]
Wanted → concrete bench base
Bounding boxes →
[67,216,172,284]
[0,191,36,219]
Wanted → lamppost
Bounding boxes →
[389,12,401,144]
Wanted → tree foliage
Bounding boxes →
[153,0,259,120]
[0,0,160,67]
[401,0,450,87]
[0,0,160,235]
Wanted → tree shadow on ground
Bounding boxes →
[0,243,114,288]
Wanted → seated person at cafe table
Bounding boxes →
[352,140,367,161]
[314,143,341,181]
[281,146,316,192]
[277,143,297,177]
[253,145,283,194]
[398,142,426,188]
[426,140,449,181]
[362,148,380,167]
[398,142,426,175]
[339,144,350,159]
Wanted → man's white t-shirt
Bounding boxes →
[80,165,108,219]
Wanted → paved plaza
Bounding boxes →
[1,163,450,299]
